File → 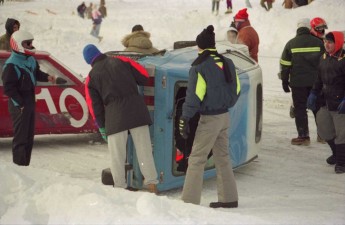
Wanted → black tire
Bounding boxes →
[173,41,197,50]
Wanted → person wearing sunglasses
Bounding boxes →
[1,30,56,166]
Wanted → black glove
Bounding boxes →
[178,117,190,139]
[282,80,290,93]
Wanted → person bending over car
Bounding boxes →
[2,30,56,166]
[83,44,159,193]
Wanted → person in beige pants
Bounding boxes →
[179,25,240,208]
[181,114,238,206]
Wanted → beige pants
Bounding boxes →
[107,125,158,188]
[181,113,238,205]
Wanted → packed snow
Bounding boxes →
[0,0,345,224]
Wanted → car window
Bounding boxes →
[36,59,74,86]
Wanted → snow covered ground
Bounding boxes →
[0,0,345,224]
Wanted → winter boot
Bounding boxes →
[225,8,232,14]
[209,201,238,208]
[291,136,310,146]
[317,135,326,144]
[147,183,158,194]
[260,2,268,11]
[335,144,345,174]
[326,139,336,165]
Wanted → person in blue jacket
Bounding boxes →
[2,30,56,166]
[179,25,240,208]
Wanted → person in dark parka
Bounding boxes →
[0,18,20,51]
[2,30,56,166]
[280,18,324,146]
[307,31,345,174]
[83,44,158,192]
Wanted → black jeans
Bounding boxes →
[291,86,316,137]
[8,99,35,166]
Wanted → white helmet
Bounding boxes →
[10,30,36,55]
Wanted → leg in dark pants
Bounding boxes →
[8,100,35,166]
[291,87,311,137]
[326,139,336,165]
[335,144,345,173]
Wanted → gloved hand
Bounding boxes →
[230,21,236,29]
[178,117,190,139]
[99,127,107,142]
[338,98,345,114]
[307,92,317,111]
[282,80,290,93]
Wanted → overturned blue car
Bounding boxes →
[103,41,263,192]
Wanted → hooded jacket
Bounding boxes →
[121,31,159,54]
[280,27,325,87]
[312,31,345,111]
[0,18,20,51]
[236,20,259,62]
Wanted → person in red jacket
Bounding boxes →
[233,8,259,62]
[83,44,159,192]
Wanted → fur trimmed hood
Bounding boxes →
[121,31,159,54]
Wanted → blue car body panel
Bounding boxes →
[125,43,262,191]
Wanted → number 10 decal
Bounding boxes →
[36,88,89,128]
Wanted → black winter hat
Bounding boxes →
[132,24,144,32]
[196,25,215,49]
[325,32,335,43]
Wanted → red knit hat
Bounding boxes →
[234,8,248,21]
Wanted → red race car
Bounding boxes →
[0,50,97,137]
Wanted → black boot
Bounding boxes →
[326,139,336,165]
[209,201,238,208]
[335,144,345,174]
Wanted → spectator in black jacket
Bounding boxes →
[77,2,87,18]
[280,18,324,146]
[2,30,56,166]
[83,44,159,192]
[307,31,345,174]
